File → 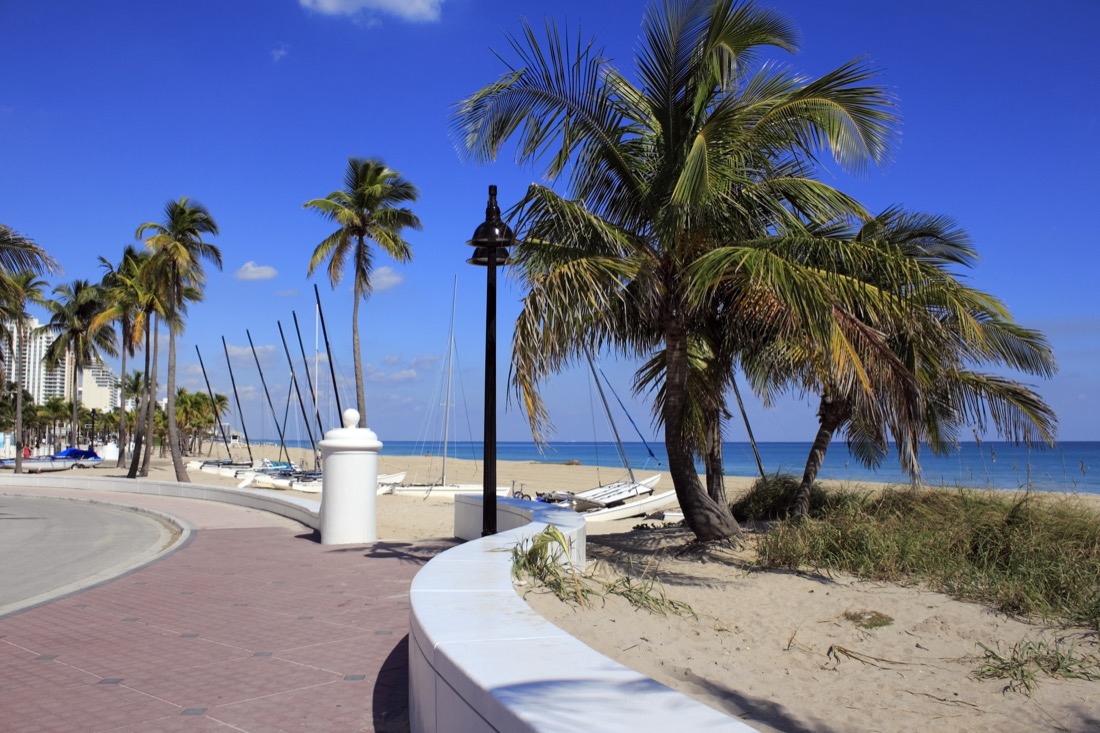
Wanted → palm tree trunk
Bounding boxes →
[116,344,128,467]
[704,407,727,505]
[790,393,851,518]
[140,319,159,477]
[14,325,25,474]
[70,368,79,449]
[352,293,367,427]
[128,325,152,478]
[167,328,189,482]
[665,322,739,541]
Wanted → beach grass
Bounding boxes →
[738,476,1100,630]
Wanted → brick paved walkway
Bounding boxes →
[0,491,453,732]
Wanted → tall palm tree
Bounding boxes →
[1,272,50,472]
[96,246,147,466]
[304,157,421,427]
[118,253,172,479]
[45,280,117,448]
[453,0,898,540]
[136,197,221,482]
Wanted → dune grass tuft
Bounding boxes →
[739,477,1100,630]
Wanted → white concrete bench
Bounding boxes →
[409,495,753,732]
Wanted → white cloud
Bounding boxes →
[371,265,403,292]
[410,353,441,371]
[235,261,278,280]
[225,343,277,367]
[275,288,298,298]
[299,0,443,23]
[368,368,417,384]
[271,43,290,62]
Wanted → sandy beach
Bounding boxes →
[118,444,1098,732]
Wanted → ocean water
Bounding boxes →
[278,437,1100,495]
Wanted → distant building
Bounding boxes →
[1,318,73,405]
[3,318,122,411]
[80,358,121,412]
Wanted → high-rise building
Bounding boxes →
[2,318,73,405]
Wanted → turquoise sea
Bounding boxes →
[279,437,1100,495]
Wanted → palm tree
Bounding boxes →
[0,225,59,298]
[95,246,147,466]
[707,210,1058,517]
[136,197,221,482]
[304,157,421,427]
[453,0,898,540]
[45,280,117,448]
[1,272,50,472]
[40,396,68,454]
[118,253,171,479]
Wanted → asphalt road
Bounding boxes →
[0,495,176,616]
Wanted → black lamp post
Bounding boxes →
[467,185,514,536]
[90,409,97,451]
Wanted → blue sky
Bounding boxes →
[1,0,1097,447]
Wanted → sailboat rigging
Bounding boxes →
[536,351,675,522]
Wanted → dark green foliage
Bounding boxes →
[731,473,843,521]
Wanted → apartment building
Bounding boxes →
[3,318,121,410]
[2,318,73,404]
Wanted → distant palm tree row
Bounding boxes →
[0,200,232,477]
[0,161,419,482]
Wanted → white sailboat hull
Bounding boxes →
[582,489,678,522]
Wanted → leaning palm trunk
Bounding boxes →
[666,326,740,540]
[790,393,851,518]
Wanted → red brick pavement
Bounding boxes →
[0,502,454,732]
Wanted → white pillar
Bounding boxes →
[319,408,381,545]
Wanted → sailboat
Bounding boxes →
[537,351,676,522]
[385,278,509,497]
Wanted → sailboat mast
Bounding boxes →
[222,336,253,464]
[292,311,326,438]
[585,349,634,483]
[314,284,344,418]
[440,278,457,485]
[278,321,317,458]
[247,329,289,463]
[196,345,233,461]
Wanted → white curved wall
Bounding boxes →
[409,495,753,732]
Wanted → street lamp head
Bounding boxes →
[467,184,514,266]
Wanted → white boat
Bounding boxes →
[536,351,670,521]
[0,448,103,473]
[385,482,512,497]
[390,280,490,497]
